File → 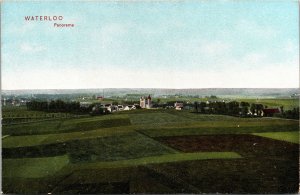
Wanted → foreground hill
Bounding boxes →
[2,109,299,193]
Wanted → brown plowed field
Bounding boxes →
[156,134,298,158]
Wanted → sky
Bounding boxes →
[2,0,299,89]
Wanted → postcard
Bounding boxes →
[1,0,299,194]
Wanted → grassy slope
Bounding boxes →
[253,131,299,144]
[131,110,298,137]
[139,125,298,137]
[3,132,177,161]
[2,108,299,193]
[3,155,69,178]
[2,126,135,148]
[130,112,194,125]
[3,114,131,136]
[3,110,298,146]
[67,152,242,170]
[2,106,74,118]
[237,98,298,110]
[2,106,49,117]
[4,144,238,179]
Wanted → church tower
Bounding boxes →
[140,97,146,108]
[146,95,152,109]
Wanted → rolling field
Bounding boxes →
[252,131,299,144]
[236,98,299,110]
[2,108,299,193]
[2,106,78,124]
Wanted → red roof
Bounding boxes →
[263,108,280,114]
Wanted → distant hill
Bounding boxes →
[2,88,299,98]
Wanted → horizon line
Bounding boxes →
[2,87,300,91]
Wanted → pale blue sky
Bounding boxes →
[2,0,299,89]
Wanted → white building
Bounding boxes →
[124,105,136,110]
[140,95,152,109]
[174,102,184,110]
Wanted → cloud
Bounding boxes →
[2,57,298,90]
[20,43,46,53]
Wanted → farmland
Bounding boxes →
[2,106,299,193]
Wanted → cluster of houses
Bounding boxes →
[239,107,281,117]
[82,96,282,117]
[84,103,141,114]
[83,93,193,115]
[2,98,28,107]
[84,94,190,114]
[84,95,153,114]
[194,100,281,117]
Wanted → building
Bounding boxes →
[97,96,104,100]
[263,108,280,117]
[117,105,124,111]
[140,97,146,108]
[140,95,152,109]
[124,105,136,110]
[174,102,184,110]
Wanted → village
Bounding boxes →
[81,95,290,118]
[2,92,299,120]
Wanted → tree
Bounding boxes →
[240,102,250,107]
[226,101,239,116]
[157,98,161,104]
[240,102,250,117]
[283,107,299,119]
[194,102,198,113]
[199,102,207,113]
[250,103,256,115]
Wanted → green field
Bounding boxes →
[63,152,242,170]
[236,98,299,110]
[2,107,299,193]
[2,106,77,124]
[253,131,299,144]
[3,155,69,178]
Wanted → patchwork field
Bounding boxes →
[253,131,299,144]
[2,109,299,193]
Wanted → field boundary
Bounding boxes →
[2,115,89,126]
[252,131,299,144]
[69,152,242,170]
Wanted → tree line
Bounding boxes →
[281,107,299,119]
[26,100,92,114]
[194,101,257,116]
[194,101,299,119]
[26,99,299,119]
